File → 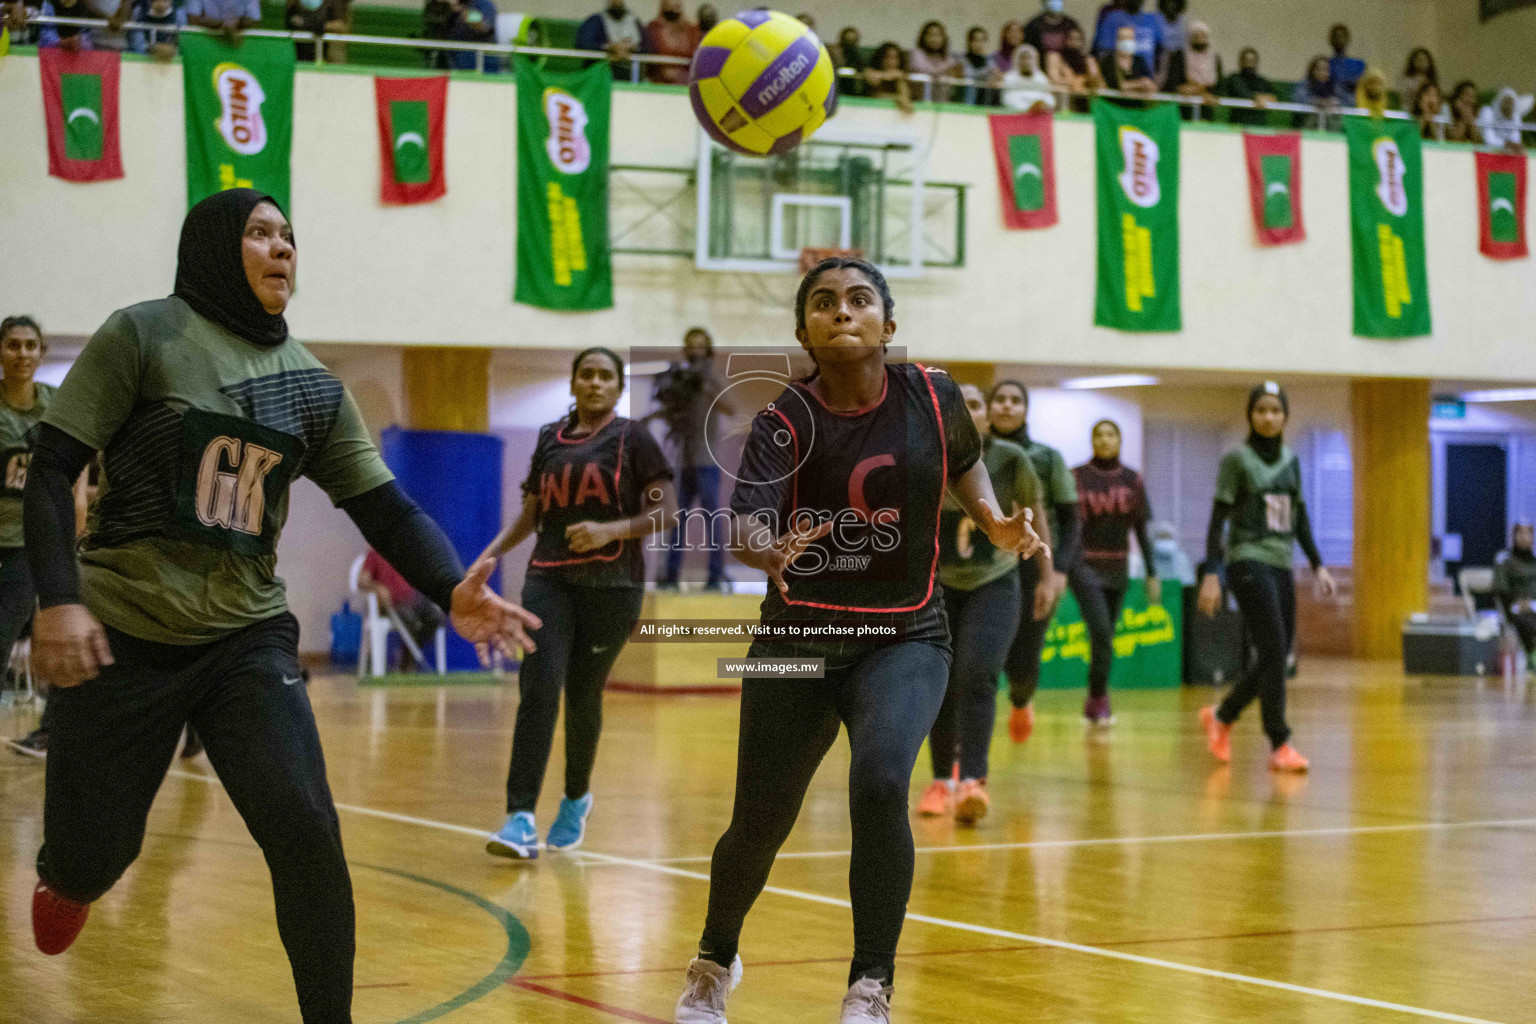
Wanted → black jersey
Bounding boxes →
[730,363,981,663]
[1074,459,1152,585]
[523,415,672,588]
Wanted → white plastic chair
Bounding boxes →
[4,636,34,707]
[348,553,447,677]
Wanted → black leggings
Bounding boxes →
[1004,558,1051,708]
[1509,608,1536,655]
[701,641,949,988]
[0,547,35,686]
[504,574,642,814]
[1068,564,1127,700]
[1217,560,1296,748]
[931,572,1020,780]
[40,613,353,1023]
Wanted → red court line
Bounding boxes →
[510,980,671,1023]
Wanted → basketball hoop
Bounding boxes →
[798,247,865,274]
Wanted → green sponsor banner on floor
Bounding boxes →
[1345,116,1431,339]
[182,34,295,211]
[1093,100,1182,332]
[514,59,613,311]
[1038,580,1183,690]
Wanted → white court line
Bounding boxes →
[164,769,1513,1024]
[637,817,1536,864]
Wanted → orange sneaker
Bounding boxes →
[954,779,990,825]
[1008,704,1035,744]
[1199,706,1232,763]
[33,881,89,955]
[1269,744,1310,773]
[916,780,953,817]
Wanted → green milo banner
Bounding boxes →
[1094,100,1182,332]
[514,59,613,311]
[1038,580,1183,690]
[1345,117,1431,339]
[182,35,295,212]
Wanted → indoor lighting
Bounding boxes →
[1059,374,1161,390]
[1460,387,1536,403]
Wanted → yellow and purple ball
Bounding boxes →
[687,10,837,157]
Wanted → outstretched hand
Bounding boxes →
[452,558,543,666]
[763,520,834,597]
[973,500,1047,561]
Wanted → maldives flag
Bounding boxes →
[1243,132,1304,246]
[989,111,1057,229]
[1476,151,1527,260]
[39,48,124,182]
[375,76,447,205]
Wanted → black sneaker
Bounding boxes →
[6,729,48,759]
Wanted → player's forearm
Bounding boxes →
[610,483,678,541]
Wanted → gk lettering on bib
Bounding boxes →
[174,409,302,554]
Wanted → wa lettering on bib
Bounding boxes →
[174,409,302,554]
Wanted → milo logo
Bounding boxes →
[1372,137,1409,217]
[756,51,811,108]
[544,88,591,175]
[212,62,267,156]
[1117,126,1161,209]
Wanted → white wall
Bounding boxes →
[4,56,1536,381]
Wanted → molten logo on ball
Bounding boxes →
[755,50,811,109]
[544,88,591,175]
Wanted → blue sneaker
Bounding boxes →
[546,793,594,851]
[486,811,539,860]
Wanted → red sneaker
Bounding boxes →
[1269,744,1310,773]
[1008,704,1035,744]
[916,780,953,817]
[954,779,990,825]
[33,880,89,955]
[1199,706,1232,763]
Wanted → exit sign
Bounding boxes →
[1432,397,1466,419]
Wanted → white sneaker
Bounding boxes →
[675,955,742,1024]
[840,977,892,1023]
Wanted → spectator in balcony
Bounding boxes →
[1356,66,1389,118]
[694,1,714,34]
[1151,0,1186,53]
[1100,23,1154,99]
[421,0,454,67]
[1161,19,1219,119]
[645,0,699,85]
[576,0,648,81]
[1494,522,1536,660]
[1093,0,1160,69]
[185,0,259,45]
[1000,42,1054,112]
[2,2,37,46]
[1292,55,1342,131]
[1413,81,1448,140]
[1326,23,1364,97]
[909,20,961,103]
[126,0,183,57]
[447,0,501,72]
[1396,47,1437,112]
[1480,87,1533,151]
[1445,80,1484,144]
[1045,23,1101,109]
[1023,0,1079,60]
[287,0,352,63]
[1218,47,1276,127]
[990,18,1024,76]
[960,25,1000,106]
[864,41,913,114]
[829,25,867,98]
[38,0,128,49]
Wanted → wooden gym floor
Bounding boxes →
[2,659,1534,1024]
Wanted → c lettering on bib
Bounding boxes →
[2,449,29,495]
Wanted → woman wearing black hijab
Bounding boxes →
[1195,382,1334,774]
[23,189,540,1022]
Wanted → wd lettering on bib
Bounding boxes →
[174,409,302,554]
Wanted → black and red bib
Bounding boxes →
[523,415,672,588]
[1073,459,1152,584]
[731,363,980,625]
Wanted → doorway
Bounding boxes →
[1443,441,1508,586]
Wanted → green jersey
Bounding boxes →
[45,298,394,644]
[0,382,57,548]
[1494,550,1536,605]
[939,436,1042,592]
[1213,444,1306,571]
[1023,438,1076,547]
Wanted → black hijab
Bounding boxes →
[1245,381,1287,464]
[173,188,292,349]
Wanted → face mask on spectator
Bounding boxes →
[1190,39,1208,52]
[662,8,679,20]
[1044,0,1063,12]
[1117,37,1138,55]
[299,0,321,11]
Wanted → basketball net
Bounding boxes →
[798,247,864,274]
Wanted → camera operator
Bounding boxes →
[651,328,733,590]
